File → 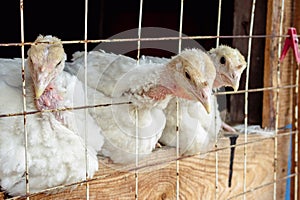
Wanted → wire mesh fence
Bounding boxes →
[0,0,298,199]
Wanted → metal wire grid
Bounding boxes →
[0,0,298,199]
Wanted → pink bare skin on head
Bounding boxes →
[144,81,210,103]
[144,84,197,101]
[144,86,172,100]
[35,85,64,121]
[141,49,216,113]
[35,83,62,111]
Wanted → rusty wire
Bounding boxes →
[0,34,292,47]
[18,128,297,199]
[1,0,298,199]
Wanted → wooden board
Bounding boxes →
[231,0,267,125]
[263,0,298,198]
[1,133,290,200]
[262,0,295,128]
[295,0,300,197]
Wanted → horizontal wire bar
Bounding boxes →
[1,83,296,118]
[227,173,297,200]
[215,130,296,154]
[0,84,298,118]
[0,34,291,47]
[0,102,131,118]
[214,84,298,95]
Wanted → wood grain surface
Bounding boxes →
[1,133,290,200]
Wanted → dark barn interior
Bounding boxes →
[0,0,266,126]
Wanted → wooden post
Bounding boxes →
[293,0,300,197]
[262,0,282,128]
[263,0,294,127]
[263,0,295,198]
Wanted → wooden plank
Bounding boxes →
[263,0,296,198]
[230,0,267,125]
[1,133,290,200]
[263,0,294,128]
[293,0,300,197]
[262,0,281,128]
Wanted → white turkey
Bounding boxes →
[65,48,216,164]
[0,35,103,196]
[157,45,247,155]
[209,45,247,92]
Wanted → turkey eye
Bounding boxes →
[185,71,191,80]
[220,56,226,64]
[56,60,62,67]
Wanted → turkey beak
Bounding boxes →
[35,82,47,99]
[231,76,240,92]
[194,86,211,114]
[35,87,45,99]
[223,72,240,92]
[201,87,211,114]
[34,71,49,99]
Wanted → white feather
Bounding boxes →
[66,49,216,164]
[140,54,221,155]
[0,58,103,196]
[160,96,221,156]
[67,51,168,164]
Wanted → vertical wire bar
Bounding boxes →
[135,1,143,199]
[136,0,143,64]
[216,0,222,48]
[273,0,285,198]
[175,97,180,200]
[20,0,30,198]
[215,1,222,199]
[243,0,256,199]
[84,0,90,199]
[295,62,299,200]
[213,98,219,200]
[135,108,139,200]
[176,1,184,199]
[292,0,300,194]
[178,0,184,53]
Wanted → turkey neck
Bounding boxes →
[35,79,63,119]
[212,72,223,89]
[122,64,177,101]
[139,64,195,101]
